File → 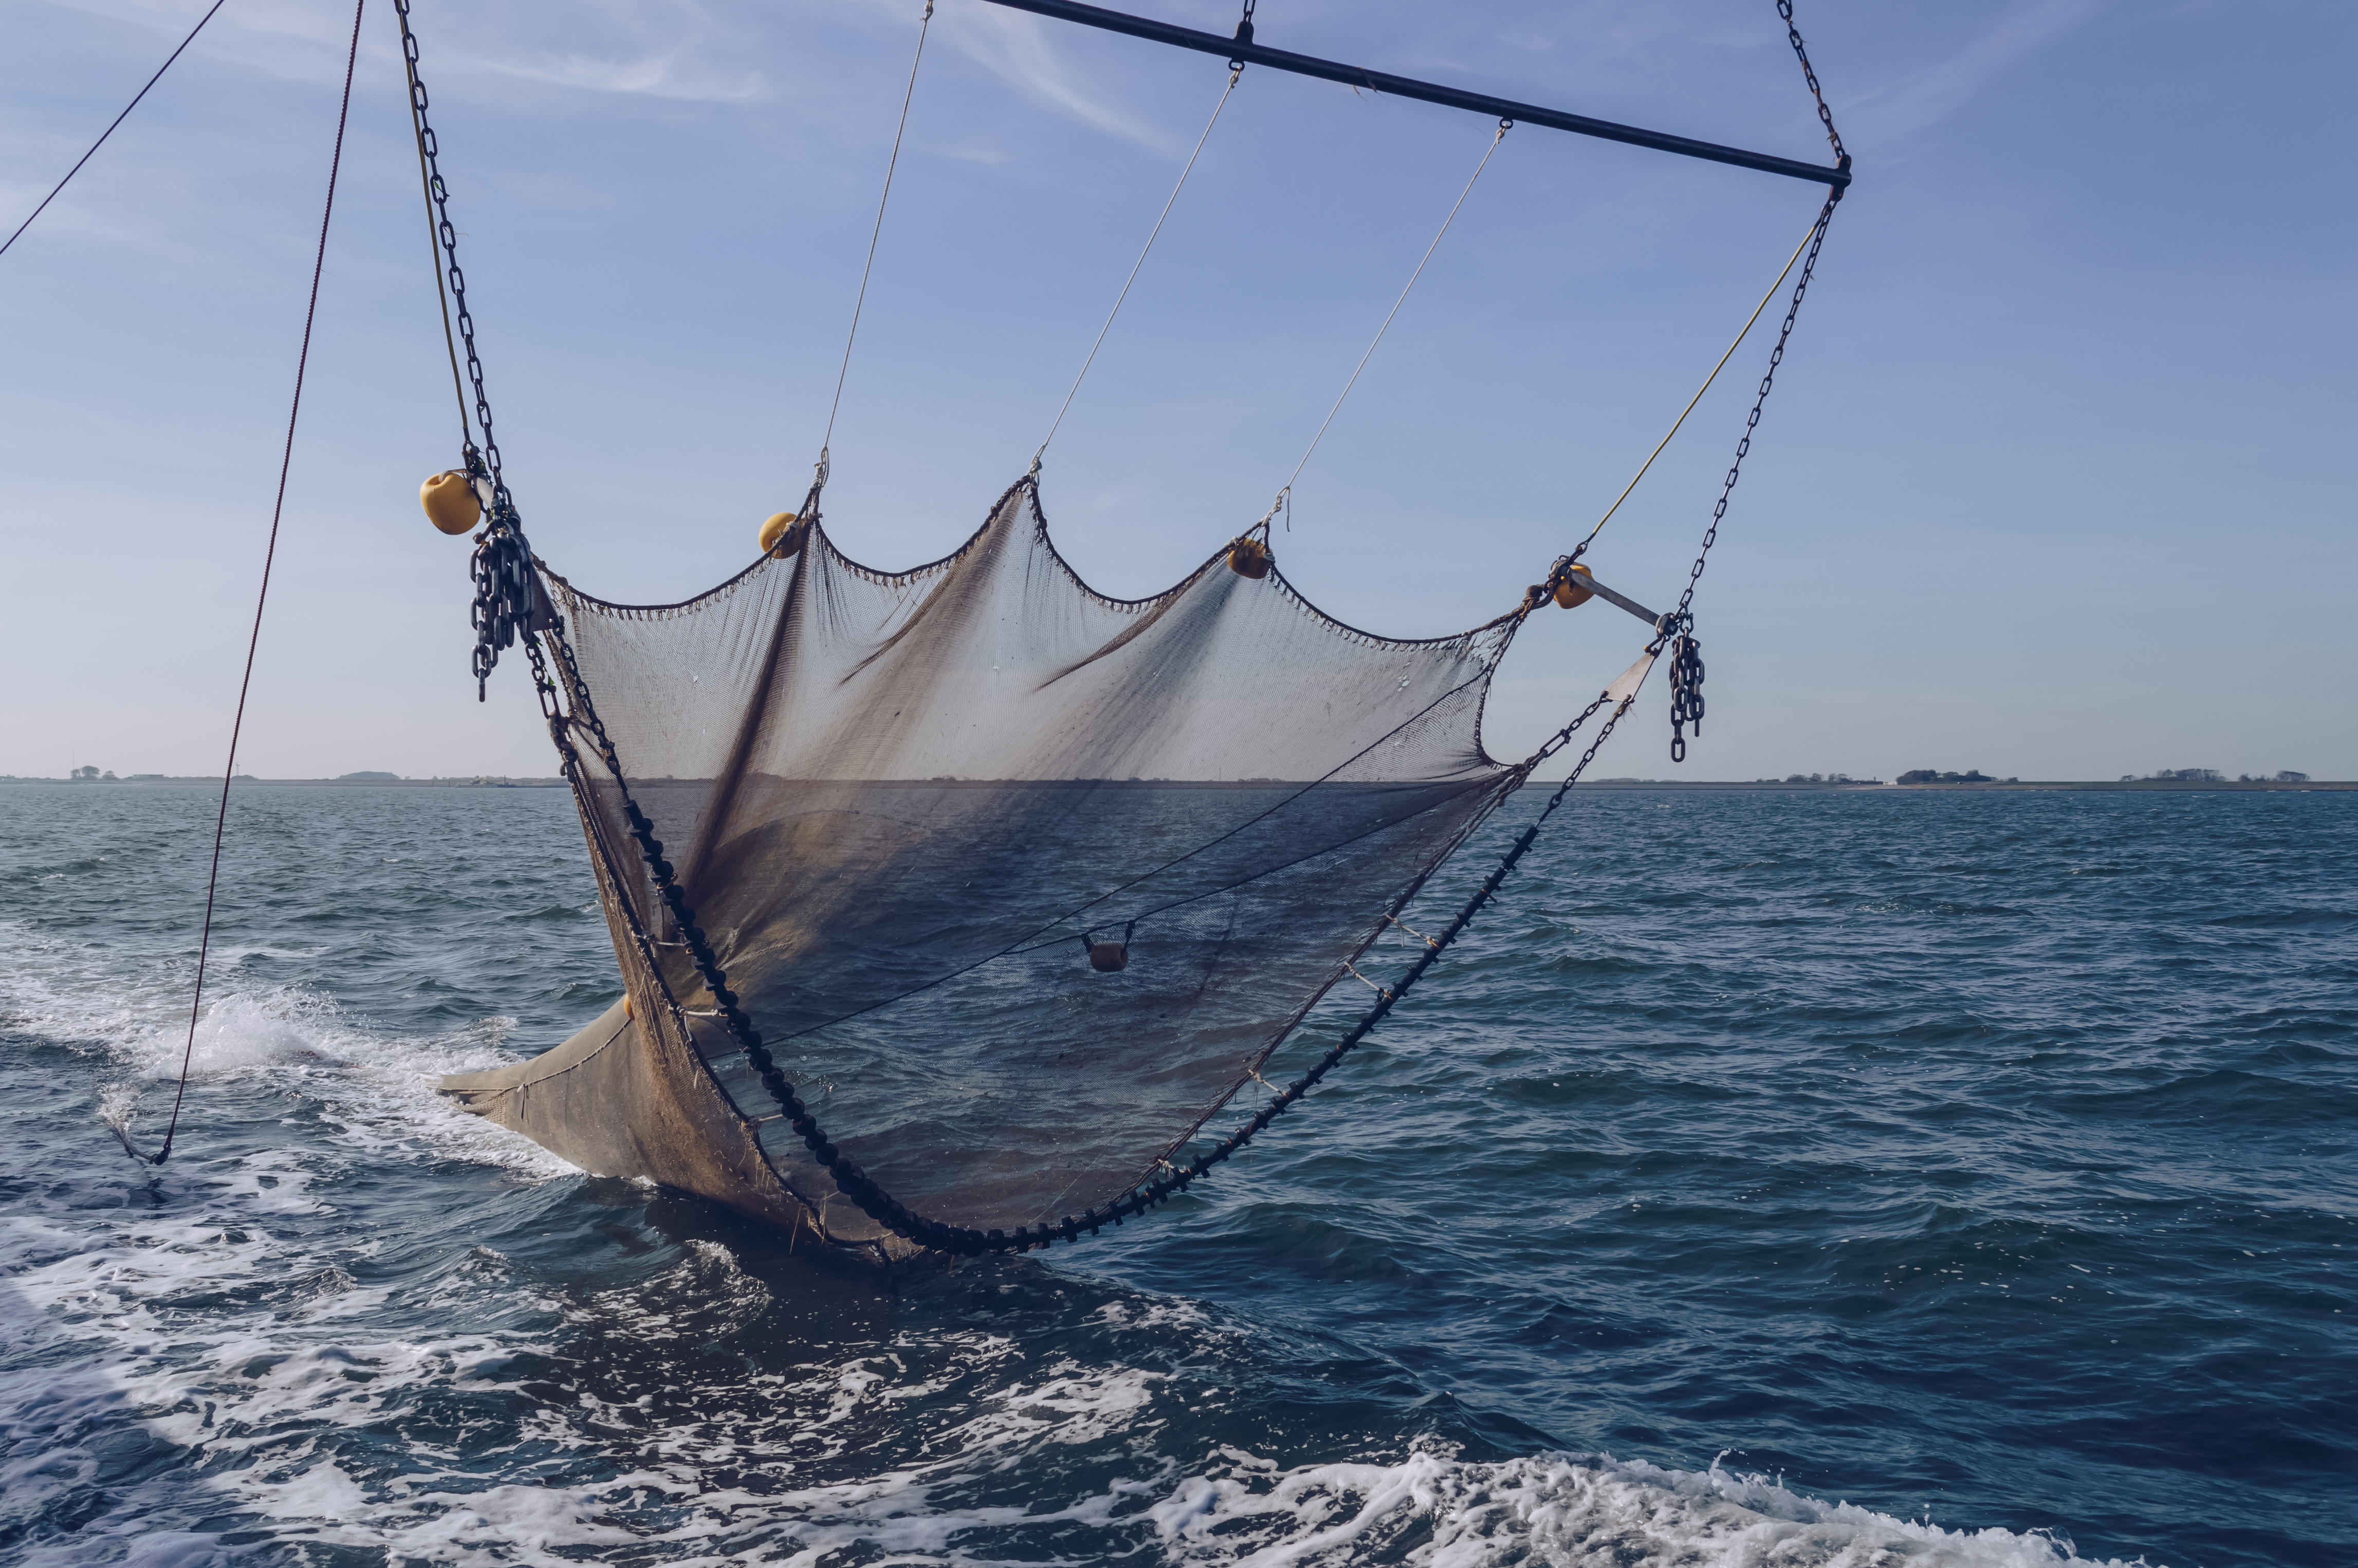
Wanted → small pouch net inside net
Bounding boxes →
[548,478,1522,1235]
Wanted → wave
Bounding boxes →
[0,917,578,1180]
[1154,1449,2146,1567]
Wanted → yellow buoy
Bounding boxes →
[758,511,806,558]
[420,470,481,536]
[622,993,634,1020]
[1553,565,1595,609]
[1228,538,1272,580]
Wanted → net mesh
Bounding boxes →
[546,477,1523,1234]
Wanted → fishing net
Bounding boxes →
[543,477,1524,1237]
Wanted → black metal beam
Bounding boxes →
[969,0,1851,190]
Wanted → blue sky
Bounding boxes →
[3,0,2350,781]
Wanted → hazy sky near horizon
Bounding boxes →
[3,0,2351,782]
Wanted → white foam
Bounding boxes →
[0,947,2166,1566]
[3,1173,2158,1568]
[1152,1448,2154,1568]
[0,916,578,1179]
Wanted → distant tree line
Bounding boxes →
[2126,768,2308,783]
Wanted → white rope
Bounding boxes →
[1258,119,1510,529]
[1387,914,1439,949]
[1034,67,1242,472]
[1577,212,1820,550]
[818,0,935,481]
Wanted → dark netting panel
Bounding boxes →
[547,479,1520,1232]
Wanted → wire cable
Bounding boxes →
[1258,119,1509,529]
[1034,66,1242,470]
[147,0,367,1167]
[1574,213,1817,555]
[1,0,230,260]
[818,0,935,478]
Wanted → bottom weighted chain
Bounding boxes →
[1667,623,1705,763]
[508,590,1647,1257]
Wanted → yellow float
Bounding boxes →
[758,510,806,558]
[420,470,480,536]
[1552,564,1595,608]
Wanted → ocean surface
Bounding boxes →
[2,782,2350,1567]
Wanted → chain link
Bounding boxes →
[394,0,539,697]
[1667,623,1705,762]
[411,0,1853,1253]
[1777,0,1847,163]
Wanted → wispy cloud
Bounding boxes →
[467,48,762,104]
[1843,0,2102,144]
[930,4,1183,157]
[35,0,767,103]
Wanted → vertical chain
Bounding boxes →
[394,0,506,515]
[1777,0,1847,163]
[392,0,541,697]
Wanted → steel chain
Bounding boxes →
[1667,623,1705,762]
[422,0,1853,1255]
[519,589,1638,1256]
[395,0,535,696]
[1777,0,1847,163]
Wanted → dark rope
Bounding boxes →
[145,0,367,1168]
[0,0,229,261]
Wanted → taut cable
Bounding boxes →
[1,0,229,260]
[817,0,936,493]
[1574,214,1817,557]
[1256,119,1510,531]
[1033,66,1242,472]
[148,0,368,1167]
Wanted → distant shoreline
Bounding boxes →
[6,776,2348,793]
[2,776,569,788]
[1569,779,2355,792]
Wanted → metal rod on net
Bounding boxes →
[1563,573,1657,628]
[970,0,1851,189]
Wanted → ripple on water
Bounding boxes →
[0,785,2352,1565]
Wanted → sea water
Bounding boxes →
[1,783,2349,1567]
